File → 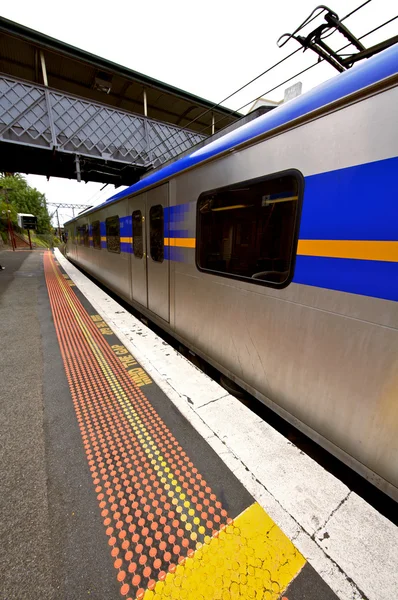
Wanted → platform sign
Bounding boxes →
[17,213,38,230]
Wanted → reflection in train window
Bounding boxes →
[197,172,302,288]
[132,210,143,259]
[83,224,90,247]
[149,205,164,263]
[77,224,89,247]
[92,220,101,249]
[106,216,120,253]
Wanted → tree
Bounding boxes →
[0,174,52,233]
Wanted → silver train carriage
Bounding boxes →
[65,44,398,501]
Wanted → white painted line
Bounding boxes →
[55,249,398,600]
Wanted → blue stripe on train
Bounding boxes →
[293,255,398,302]
[120,216,132,235]
[120,242,133,254]
[168,229,190,238]
[167,205,190,222]
[300,157,398,241]
[164,246,185,262]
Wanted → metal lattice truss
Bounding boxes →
[0,76,206,169]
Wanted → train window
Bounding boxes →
[77,224,88,246]
[92,220,101,249]
[149,205,164,263]
[132,210,143,259]
[106,216,120,253]
[196,171,302,288]
[83,224,90,248]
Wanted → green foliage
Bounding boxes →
[32,233,61,248]
[0,198,18,224]
[0,174,52,234]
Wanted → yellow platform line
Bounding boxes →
[145,502,306,599]
[297,239,398,262]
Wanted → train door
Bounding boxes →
[146,184,170,322]
[130,185,170,323]
[130,194,148,309]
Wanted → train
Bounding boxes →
[65,43,398,501]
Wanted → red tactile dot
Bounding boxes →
[143,566,151,578]
[132,574,141,586]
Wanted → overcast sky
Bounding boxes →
[2,0,397,225]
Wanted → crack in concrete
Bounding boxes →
[314,491,352,537]
[196,394,229,409]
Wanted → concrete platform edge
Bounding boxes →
[54,249,398,600]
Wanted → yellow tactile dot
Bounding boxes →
[146,502,305,599]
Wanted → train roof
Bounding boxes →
[66,43,398,225]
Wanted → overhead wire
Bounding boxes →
[84,183,112,207]
[216,16,398,117]
[277,4,334,48]
[319,0,372,40]
[151,0,374,161]
[145,5,344,162]
[145,48,302,161]
[341,0,372,21]
[163,10,396,157]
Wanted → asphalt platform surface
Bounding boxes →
[0,249,119,600]
[0,249,339,600]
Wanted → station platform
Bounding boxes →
[0,247,397,600]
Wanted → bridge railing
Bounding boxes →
[0,75,206,168]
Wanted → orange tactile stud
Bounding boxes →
[44,252,230,598]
